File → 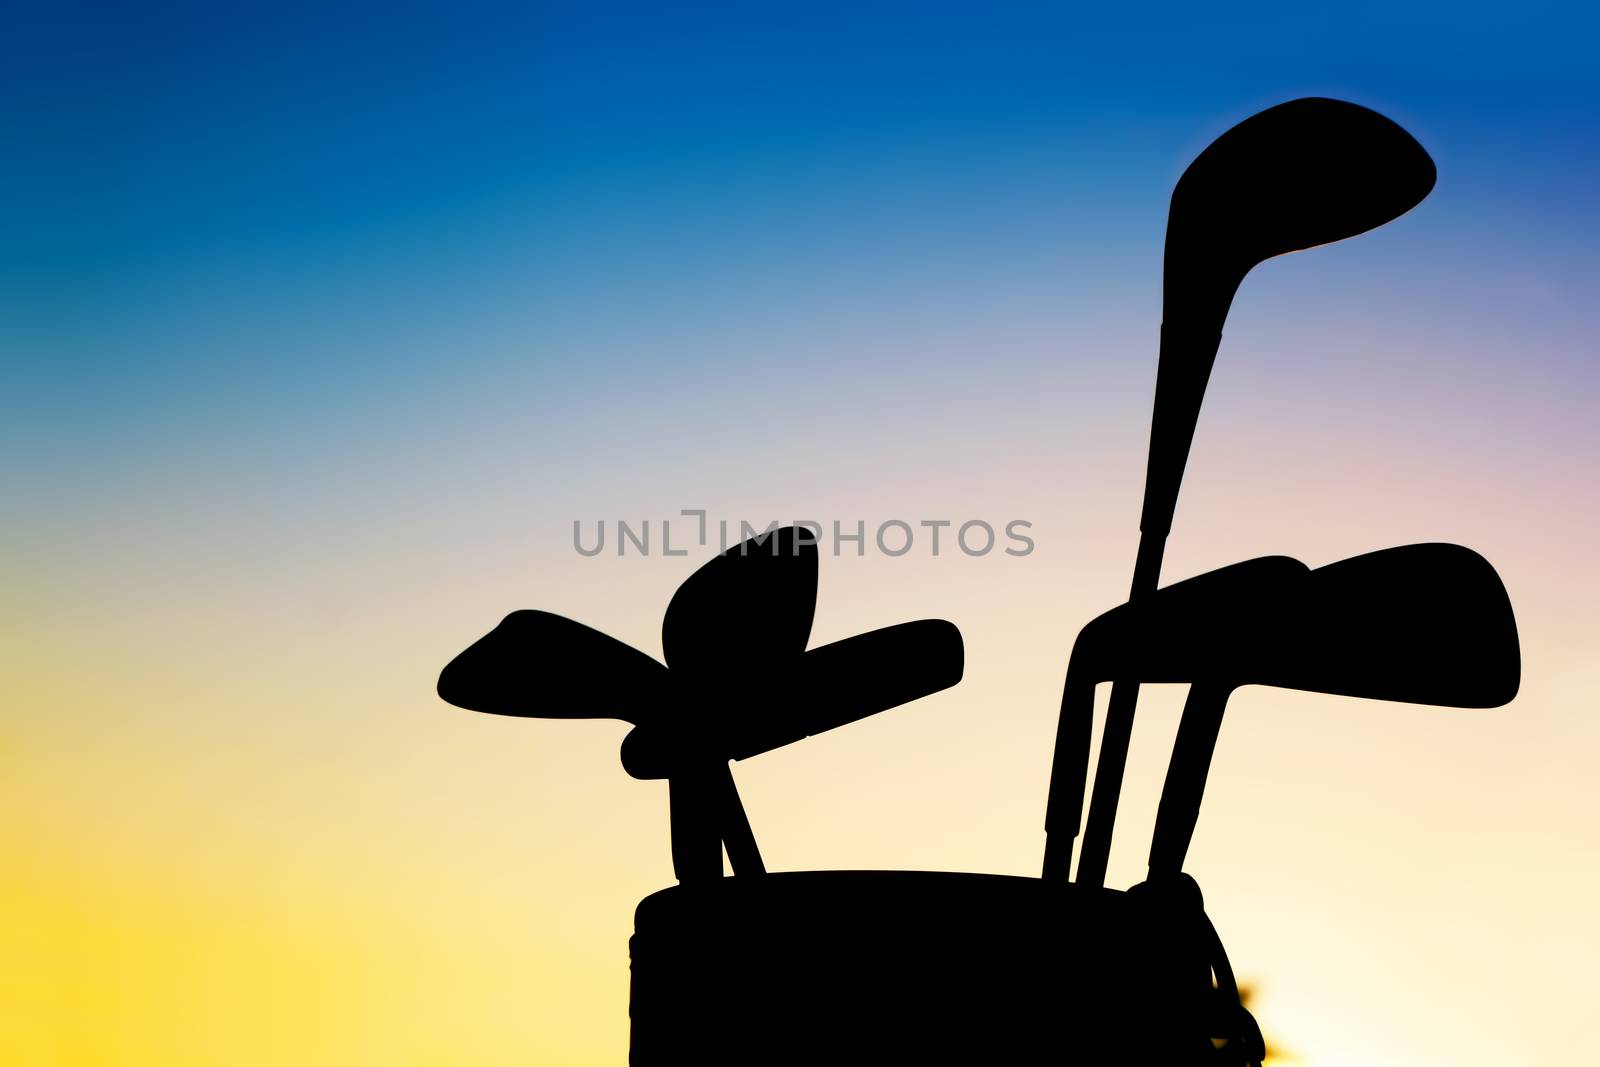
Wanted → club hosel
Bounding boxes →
[1139,321,1224,544]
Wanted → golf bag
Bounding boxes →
[629,871,1262,1065]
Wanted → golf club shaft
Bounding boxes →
[1070,531,1169,887]
[716,762,765,875]
[1042,672,1094,879]
[1140,324,1224,543]
[1073,323,1223,887]
[1148,683,1232,877]
[668,765,724,882]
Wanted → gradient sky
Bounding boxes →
[4,4,1598,1065]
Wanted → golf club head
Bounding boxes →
[1062,545,1516,883]
[1070,555,1311,685]
[437,609,670,723]
[1072,544,1518,707]
[662,525,818,682]
[1146,544,1518,877]
[1165,97,1437,331]
[1141,98,1435,542]
[1258,543,1520,707]
[621,618,964,778]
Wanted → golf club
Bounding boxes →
[438,526,965,883]
[1147,543,1519,877]
[438,604,767,881]
[1039,544,1518,881]
[1047,98,1438,887]
[1044,555,1308,884]
[659,524,817,881]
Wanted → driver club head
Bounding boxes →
[1165,96,1437,332]
[1139,99,1437,545]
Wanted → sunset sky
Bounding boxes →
[4,4,1597,1064]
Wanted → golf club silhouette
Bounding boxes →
[1046,97,1439,889]
[435,98,1519,1066]
[1147,544,1519,877]
[439,525,964,882]
[1048,544,1519,880]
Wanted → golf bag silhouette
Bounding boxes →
[437,98,1520,1066]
